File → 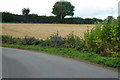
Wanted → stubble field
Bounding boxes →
[2,23,95,40]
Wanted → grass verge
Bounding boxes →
[2,43,120,68]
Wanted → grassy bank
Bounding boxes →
[2,43,120,68]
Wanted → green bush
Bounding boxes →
[39,38,52,47]
[2,35,23,44]
[65,32,87,52]
[2,35,41,45]
[49,31,87,52]
[22,36,40,45]
[84,18,120,57]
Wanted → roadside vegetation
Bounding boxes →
[2,17,120,68]
[84,17,120,57]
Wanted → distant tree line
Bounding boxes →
[1,12,103,24]
[1,1,103,24]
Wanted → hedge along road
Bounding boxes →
[2,47,118,78]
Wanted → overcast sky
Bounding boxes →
[0,0,120,19]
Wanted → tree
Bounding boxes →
[52,1,74,20]
[22,8,30,16]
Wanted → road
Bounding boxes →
[2,47,118,78]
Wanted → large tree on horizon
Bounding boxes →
[52,1,75,20]
[22,8,30,16]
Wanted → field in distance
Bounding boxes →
[2,23,95,40]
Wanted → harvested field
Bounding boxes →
[2,23,95,39]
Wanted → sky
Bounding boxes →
[0,0,120,20]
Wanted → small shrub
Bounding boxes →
[2,35,16,44]
[22,36,40,45]
[65,32,87,51]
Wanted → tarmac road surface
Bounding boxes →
[2,47,118,78]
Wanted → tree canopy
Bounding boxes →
[52,1,74,19]
[22,8,30,16]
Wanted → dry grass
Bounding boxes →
[2,23,95,39]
